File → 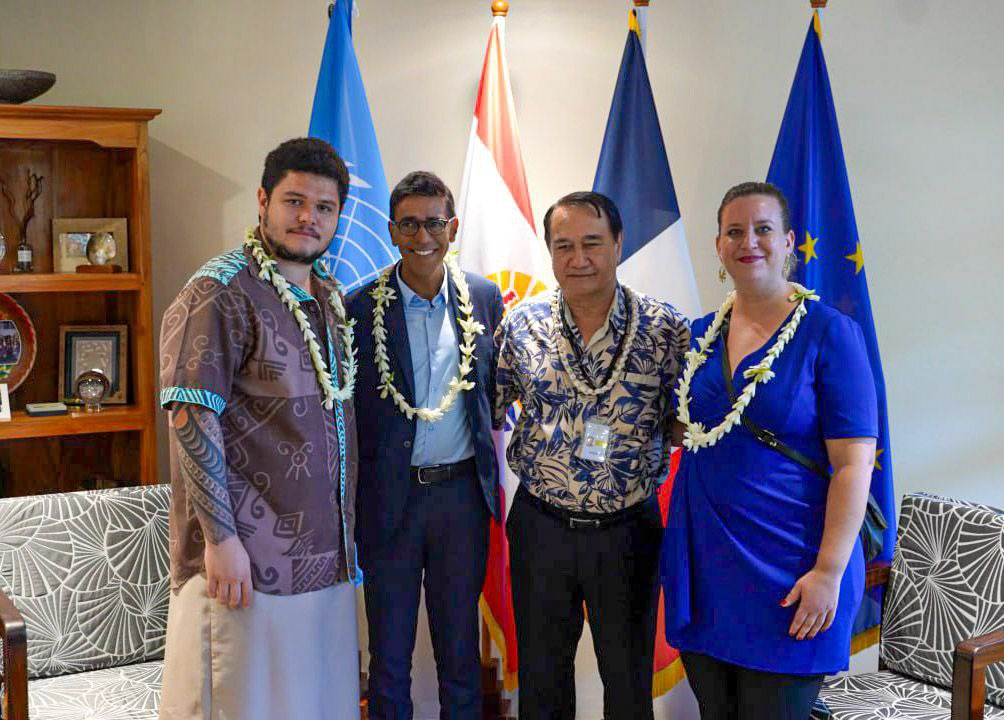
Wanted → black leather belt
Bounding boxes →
[517,485,656,530]
[409,457,477,485]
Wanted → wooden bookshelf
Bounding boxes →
[0,406,145,441]
[0,273,143,293]
[0,105,161,496]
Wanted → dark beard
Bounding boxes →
[259,224,332,266]
[272,242,327,265]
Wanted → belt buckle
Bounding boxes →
[416,465,441,485]
[568,516,601,530]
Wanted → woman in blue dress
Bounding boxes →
[661,182,878,719]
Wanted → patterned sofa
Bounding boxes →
[813,493,1004,720]
[0,485,169,720]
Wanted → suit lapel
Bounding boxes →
[385,266,416,406]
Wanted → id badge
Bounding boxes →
[578,420,611,463]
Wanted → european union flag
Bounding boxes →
[309,0,398,292]
[766,12,895,646]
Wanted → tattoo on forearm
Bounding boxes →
[172,405,235,544]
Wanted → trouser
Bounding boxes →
[681,651,825,720]
[361,464,490,720]
[507,485,663,720]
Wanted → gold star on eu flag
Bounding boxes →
[845,242,865,275]
[799,232,820,264]
[874,447,885,471]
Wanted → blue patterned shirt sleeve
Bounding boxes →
[160,386,226,414]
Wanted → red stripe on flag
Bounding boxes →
[473,23,535,231]
[481,483,519,691]
[652,448,684,695]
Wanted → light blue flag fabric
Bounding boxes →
[766,13,895,642]
[309,0,398,292]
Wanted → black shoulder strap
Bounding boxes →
[720,316,829,480]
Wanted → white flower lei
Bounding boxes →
[675,283,819,451]
[550,285,641,397]
[244,227,357,409]
[369,253,485,422]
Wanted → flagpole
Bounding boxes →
[810,0,825,30]
[633,0,649,56]
[483,0,507,673]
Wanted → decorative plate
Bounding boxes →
[0,292,37,391]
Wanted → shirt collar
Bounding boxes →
[396,263,450,309]
[244,240,332,303]
[560,283,625,351]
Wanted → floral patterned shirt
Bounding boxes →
[495,284,690,513]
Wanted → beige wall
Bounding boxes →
[4,0,1003,717]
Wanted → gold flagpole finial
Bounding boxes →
[810,0,828,7]
[491,1,509,16]
[634,1,650,6]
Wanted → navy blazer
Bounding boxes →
[347,264,505,554]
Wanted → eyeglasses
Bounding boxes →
[391,217,455,237]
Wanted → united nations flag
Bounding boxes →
[309,0,398,292]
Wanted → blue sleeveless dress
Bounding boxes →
[661,300,878,674]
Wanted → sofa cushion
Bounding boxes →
[880,493,1004,707]
[0,486,171,679]
[22,660,162,720]
[812,670,1004,720]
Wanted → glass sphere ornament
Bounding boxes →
[74,368,111,413]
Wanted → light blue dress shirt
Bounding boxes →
[397,266,474,466]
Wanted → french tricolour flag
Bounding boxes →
[593,9,700,320]
[592,7,701,702]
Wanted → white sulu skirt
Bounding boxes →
[158,574,360,720]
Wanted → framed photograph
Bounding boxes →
[0,383,10,422]
[59,324,128,404]
[51,218,129,273]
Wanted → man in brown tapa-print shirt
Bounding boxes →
[157,138,362,720]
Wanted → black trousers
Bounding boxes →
[507,486,663,720]
[681,651,824,720]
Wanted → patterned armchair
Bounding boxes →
[813,493,1004,720]
[0,485,170,720]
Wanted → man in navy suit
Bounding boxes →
[347,171,504,719]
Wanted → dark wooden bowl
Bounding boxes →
[0,70,56,104]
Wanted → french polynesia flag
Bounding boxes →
[455,2,552,693]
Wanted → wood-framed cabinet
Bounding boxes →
[0,105,161,496]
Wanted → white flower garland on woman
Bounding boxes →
[244,226,357,409]
[675,284,819,451]
[549,285,641,397]
[369,253,485,422]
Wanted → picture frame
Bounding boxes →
[59,324,128,404]
[51,218,129,273]
[0,383,10,422]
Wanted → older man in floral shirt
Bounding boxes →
[495,191,690,720]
